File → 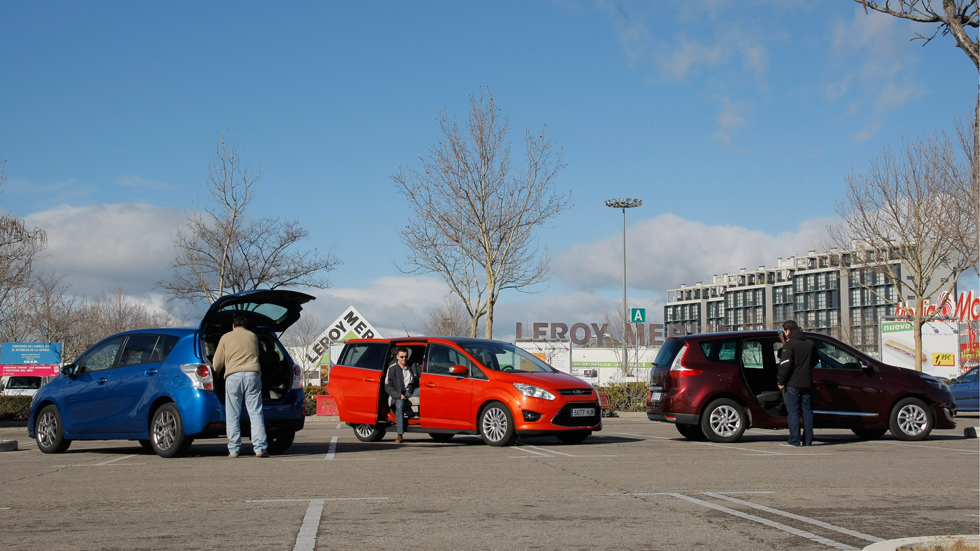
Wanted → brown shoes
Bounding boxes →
[395,435,403,443]
[228,454,238,459]
[255,453,270,458]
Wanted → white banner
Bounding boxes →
[879,319,960,378]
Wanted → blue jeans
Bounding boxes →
[226,372,267,455]
[393,389,419,435]
[784,386,813,446]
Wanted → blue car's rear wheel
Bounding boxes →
[150,403,190,458]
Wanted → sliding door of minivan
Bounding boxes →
[327,342,388,425]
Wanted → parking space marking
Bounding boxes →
[283,437,376,462]
[325,436,337,460]
[247,497,388,551]
[873,441,980,454]
[335,423,343,429]
[617,432,832,456]
[51,454,145,467]
[703,493,882,543]
[666,493,859,551]
[511,445,617,459]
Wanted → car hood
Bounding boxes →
[200,290,316,333]
[491,370,593,392]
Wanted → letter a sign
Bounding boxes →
[630,308,646,323]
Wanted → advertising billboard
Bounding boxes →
[0,342,62,376]
[879,320,960,378]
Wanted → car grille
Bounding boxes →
[557,388,594,396]
[551,402,601,427]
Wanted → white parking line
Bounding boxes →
[0,507,10,510]
[283,436,376,462]
[873,441,980,454]
[325,437,337,460]
[51,454,145,467]
[335,423,343,429]
[247,497,388,551]
[617,432,831,456]
[666,493,859,550]
[703,493,882,543]
[511,445,617,459]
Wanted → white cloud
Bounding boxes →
[25,203,186,297]
[713,96,750,147]
[554,213,836,293]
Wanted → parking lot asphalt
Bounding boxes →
[1,415,977,551]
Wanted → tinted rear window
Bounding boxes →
[338,343,387,371]
[699,339,738,363]
[653,339,685,367]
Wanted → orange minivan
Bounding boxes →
[327,337,602,446]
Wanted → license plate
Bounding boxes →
[571,408,595,417]
[650,392,662,402]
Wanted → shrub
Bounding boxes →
[304,384,329,416]
[0,396,32,421]
[595,383,648,412]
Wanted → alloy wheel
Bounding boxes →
[709,405,741,437]
[355,424,374,439]
[896,403,928,436]
[153,410,177,451]
[482,407,508,443]
[37,411,57,449]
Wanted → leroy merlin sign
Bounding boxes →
[303,306,381,366]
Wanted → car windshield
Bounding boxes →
[459,342,556,373]
[6,377,41,389]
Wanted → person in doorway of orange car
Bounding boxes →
[384,347,422,443]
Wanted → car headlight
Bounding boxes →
[919,373,947,391]
[513,383,556,401]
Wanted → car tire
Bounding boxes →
[150,403,190,458]
[268,430,296,454]
[35,405,71,454]
[675,423,707,441]
[851,427,887,440]
[428,433,454,442]
[700,398,747,443]
[479,402,517,446]
[352,423,386,442]
[889,397,934,441]
[556,431,590,444]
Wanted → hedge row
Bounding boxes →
[595,383,648,412]
[0,396,32,421]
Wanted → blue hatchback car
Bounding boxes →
[28,290,314,458]
[949,367,979,412]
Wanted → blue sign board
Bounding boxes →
[1,342,62,376]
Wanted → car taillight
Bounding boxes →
[668,345,702,377]
[181,363,214,390]
[291,364,304,390]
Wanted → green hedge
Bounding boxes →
[0,396,32,421]
[304,384,329,416]
[595,383,648,412]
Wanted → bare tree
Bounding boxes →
[832,131,972,370]
[159,132,339,304]
[393,89,569,339]
[948,115,980,273]
[280,312,326,385]
[603,301,645,378]
[422,294,477,337]
[0,156,47,332]
[855,0,980,279]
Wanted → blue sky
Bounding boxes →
[1,1,977,339]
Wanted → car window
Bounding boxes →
[79,337,125,373]
[6,377,41,389]
[426,344,477,377]
[960,368,978,384]
[460,341,555,373]
[119,335,162,368]
[699,339,738,363]
[653,339,685,367]
[150,335,180,363]
[741,341,764,369]
[339,343,387,371]
[812,339,861,370]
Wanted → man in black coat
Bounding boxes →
[384,347,422,443]
[777,320,819,447]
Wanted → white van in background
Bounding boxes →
[1,376,43,397]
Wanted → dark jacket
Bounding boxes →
[384,361,421,403]
[777,329,818,388]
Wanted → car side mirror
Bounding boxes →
[860,362,875,376]
[448,365,467,376]
[61,363,77,378]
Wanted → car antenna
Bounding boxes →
[402,322,411,337]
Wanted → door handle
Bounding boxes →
[424,382,436,388]
[96,378,108,385]
[363,378,377,383]
[144,369,158,376]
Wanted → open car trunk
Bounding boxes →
[203,330,294,405]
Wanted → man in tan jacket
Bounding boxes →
[213,316,268,458]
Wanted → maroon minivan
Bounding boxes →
[647,331,957,442]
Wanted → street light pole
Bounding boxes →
[605,198,642,379]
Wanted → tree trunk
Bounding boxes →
[913,310,924,372]
[485,299,494,340]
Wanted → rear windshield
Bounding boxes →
[338,343,387,371]
[653,340,685,367]
[218,302,290,325]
